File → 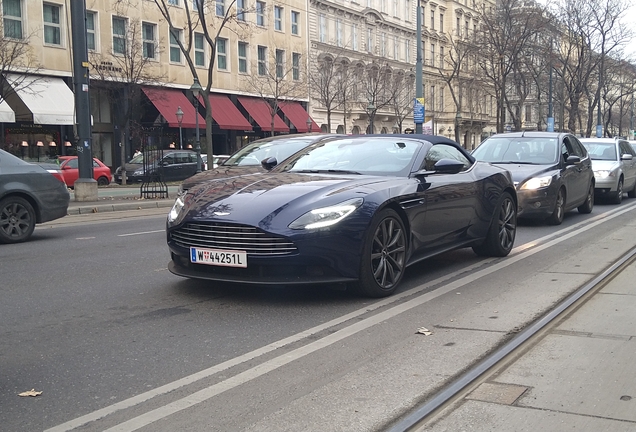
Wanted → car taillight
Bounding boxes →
[46,169,65,184]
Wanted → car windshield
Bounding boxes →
[276,137,420,176]
[224,139,315,166]
[473,137,558,164]
[581,142,617,161]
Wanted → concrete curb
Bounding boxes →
[67,199,174,215]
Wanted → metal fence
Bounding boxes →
[139,126,169,199]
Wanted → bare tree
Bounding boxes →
[88,14,166,179]
[387,72,415,133]
[150,0,252,158]
[0,22,41,105]
[358,62,393,134]
[243,48,308,135]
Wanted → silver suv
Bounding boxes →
[580,137,636,204]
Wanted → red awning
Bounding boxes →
[279,102,319,133]
[203,94,253,131]
[237,97,289,133]
[142,87,205,128]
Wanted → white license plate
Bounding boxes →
[190,247,247,268]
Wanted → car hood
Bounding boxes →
[490,163,557,187]
[181,165,264,190]
[179,172,393,227]
[590,160,619,171]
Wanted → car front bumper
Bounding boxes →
[516,186,558,218]
[593,175,619,195]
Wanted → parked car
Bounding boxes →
[58,156,112,187]
[33,161,65,184]
[180,134,342,191]
[0,149,70,244]
[167,134,517,297]
[579,137,636,204]
[114,149,198,184]
[201,154,230,171]
[472,132,594,225]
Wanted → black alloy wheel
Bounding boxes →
[0,196,36,244]
[473,192,516,257]
[547,188,566,225]
[578,182,594,214]
[97,176,110,186]
[356,209,407,297]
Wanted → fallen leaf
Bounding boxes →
[19,389,42,397]
[416,327,433,336]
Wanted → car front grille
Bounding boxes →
[170,222,297,256]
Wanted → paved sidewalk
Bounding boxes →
[66,185,177,215]
[425,258,636,431]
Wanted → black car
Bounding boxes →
[0,149,70,243]
[167,135,517,297]
[180,133,342,191]
[472,132,594,225]
[114,149,199,184]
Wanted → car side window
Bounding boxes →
[619,141,633,157]
[570,137,587,158]
[422,144,472,172]
[66,159,78,169]
[162,154,175,165]
[92,160,100,168]
[563,137,582,158]
[189,153,198,163]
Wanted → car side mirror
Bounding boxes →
[433,158,465,174]
[261,157,278,171]
[621,154,633,161]
[565,155,581,165]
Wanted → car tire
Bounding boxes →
[610,178,623,204]
[97,176,110,186]
[578,182,594,214]
[354,208,407,298]
[0,196,36,244]
[473,192,516,257]
[546,187,566,225]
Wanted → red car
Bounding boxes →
[59,156,112,187]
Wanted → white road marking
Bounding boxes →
[118,230,164,237]
[46,202,636,432]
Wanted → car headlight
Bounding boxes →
[167,192,187,224]
[594,170,614,178]
[520,175,553,190]
[289,198,363,229]
[133,168,145,175]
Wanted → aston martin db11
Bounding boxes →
[166,135,517,297]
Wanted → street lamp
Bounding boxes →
[306,117,312,133]
[367,102,375,134]
[447,127,453,139]
[175,106,184,150]
[190,78,203,173]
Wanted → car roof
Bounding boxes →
[579,137,624,143]
[489,131,569,138]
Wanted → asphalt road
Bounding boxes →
[2,200,635,431]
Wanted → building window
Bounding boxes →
[274,6,283,31]
[457,17,461,36]
[404,0,410,21]
[43,3,62,46]
[393,0,398,17]
[86,11,96,51]
[319,14,326,43]
[440,86,444,110]
[336,19,342,47]
[439,13,444,32]
[3,0,24,39]
[439,46,444,68]
[430,85,435,111]
[292,52,300,80]
[257,45,267,75]
[352,24,358,51]
[291,11,299,35]
[142,22,156,59]
[430,43,435,66]
[237,0,246,21]
[256,1,265,26]
[216,0,225,16]
[430,9,434,30]
[405,39,410,63]
[380,32,386,57]
[170,28,182,63]
[393,35,398,59]
[525,105,532,122]
[217,38,227,70]
[195,33,205,66]
[275,49,284,78]
[367,28,374,53]
[112,16,127,55]
[238,42,248,73]
[168,0,178,4]
[465,20,469,37]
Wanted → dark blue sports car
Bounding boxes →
[166,135,517,297]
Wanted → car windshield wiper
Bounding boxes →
[294,169,361,175]
[495,161,537,165]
